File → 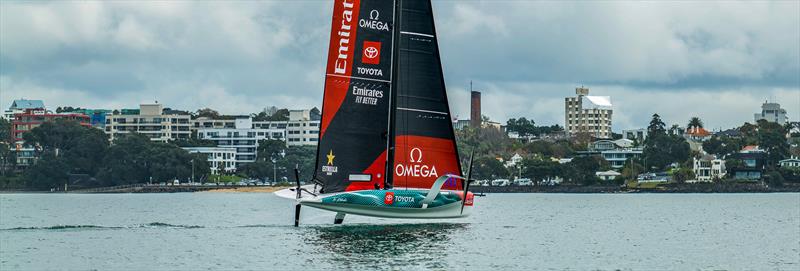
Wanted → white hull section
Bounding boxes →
[275,185,473,219]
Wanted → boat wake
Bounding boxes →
[2,222,204,231]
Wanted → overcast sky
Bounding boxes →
[1,1,798,130]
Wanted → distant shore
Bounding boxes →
[2,182,799,194]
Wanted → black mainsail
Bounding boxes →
[315,0,462,193]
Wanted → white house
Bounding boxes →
[182,147,238,175]
[596,170,621,181]
[779,157,800,168]
[693,154,726,182]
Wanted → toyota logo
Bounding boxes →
[363,46,379,59]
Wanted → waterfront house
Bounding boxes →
[693,154,726,182]
[728,147,767,180]
[596,170,621,181]
[779,157,800,168]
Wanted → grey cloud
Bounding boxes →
[1,1,798,131]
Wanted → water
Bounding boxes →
[1,193,798,270]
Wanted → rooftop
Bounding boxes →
[9,99,45,110]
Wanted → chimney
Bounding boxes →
[471,91,481,128]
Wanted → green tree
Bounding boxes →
[24,154,69,189]
[97,134,152,185]
[672,167,695,184]
[0,118,13,176]
[22,119,109,176]
[520,158,560,186]
[756,120,789,166]
[688,117,704,129]
[506,118,536,138]
[562,155,608,186]
[471,156,509,180]
[647,114,666,135]
[194,108,220,119]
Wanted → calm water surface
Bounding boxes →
[1,193,798,270]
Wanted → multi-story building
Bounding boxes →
[3,99,45,120]
[191,116,246,131]
[754,101,788,125]
[11,109,91,141]
[182,147,238,175]
[285,109,320,146]
[62,108,112,128]
[579,139,641,169]
[565,87,613,139]
[105,103,191,142]
[197,118,285,164]
[693,154,726,182]
[622,128,648,143]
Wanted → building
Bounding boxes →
[62,108,112,128]
[105,103,191,142]
[182,147,238,175]
[779,156,800,168]
[754,101,787,125]
[3,99,45,120]
[729,147,767,180]
[596,170,621,181]
[285,109,320,146]
[693,154,726,182]
[198,118,269,164]
[565,87,613,139]
[602,149,643,169]
[10,145,36,170]
[471,91,481,128]
[11,109,91,141]
[622,128,648,143]
[452,119,471,130]
[197,117,289,165]
[685,126,712,142]
[580,139,642,169]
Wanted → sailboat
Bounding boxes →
[275,0,476,226]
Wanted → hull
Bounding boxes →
[275,185,473,219]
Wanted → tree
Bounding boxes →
[471,156,508,180]
[756,120,789,166]
[647,114,666,135]
[24,154,69,189]
[97,134,152,185]
[506,118,536,138]
[688,117,704,129]
[0,119,12,176]
[22,119,109,176]
[520,158,560,186]
[672,167,695,184]
[195,108,220,119]
[562,155,608,186]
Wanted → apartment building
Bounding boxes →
[182,147,238,175]
[105,103,191,142]
[11,108,91,141]
[285,109,320,146]
[754,101,788,125]
[565,87,613,139]
[197,118,285,164]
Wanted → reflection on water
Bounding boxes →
[303,223,467,269]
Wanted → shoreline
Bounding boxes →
[2,182,799,194]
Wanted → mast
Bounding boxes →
[385,0,401,189]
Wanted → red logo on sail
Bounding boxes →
[384,191,394,205]
[362,41,381,65]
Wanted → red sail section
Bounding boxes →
[392,135,462,190]
[345,150,386,191]
[320,0,361,137]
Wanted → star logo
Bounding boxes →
[326,150,335,165]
